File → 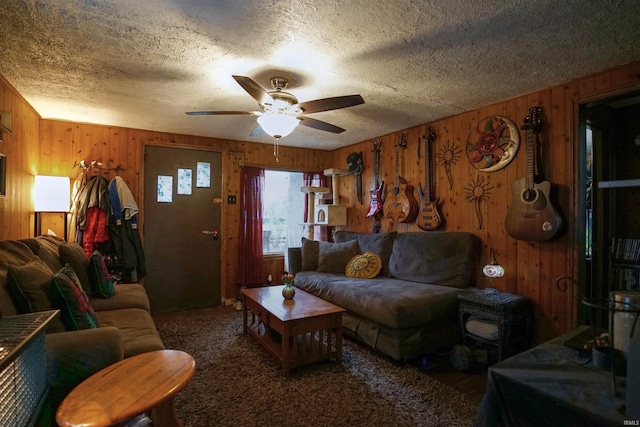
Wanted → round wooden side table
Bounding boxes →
[56,349,196,427]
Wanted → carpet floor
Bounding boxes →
[155,309,477,427]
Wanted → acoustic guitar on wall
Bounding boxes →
[416,126,443,231]
[384,133,419,224]
[505,106,563,242]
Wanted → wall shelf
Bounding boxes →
[598,179,640,189]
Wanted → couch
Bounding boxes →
[288,231,482,361]
[0,234,164,426]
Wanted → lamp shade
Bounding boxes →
[257,113,300,138]
[34,175,70,212]
[482,248,505,278]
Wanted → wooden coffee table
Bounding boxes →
[242,285,346,377]
[56,349,196,427]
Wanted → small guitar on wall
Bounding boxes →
[416,126,443,231]
[384,133,419,225]
[366,140,384,218]
[505,106,563,242]
[366,139,385,233]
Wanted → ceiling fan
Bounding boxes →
[186,75,365,139]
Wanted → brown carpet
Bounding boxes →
[155,309,477,427]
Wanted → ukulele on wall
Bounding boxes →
[384,133,419,224]
[366,140,385,232]
[416,126,443,231]
[505,106,563,242]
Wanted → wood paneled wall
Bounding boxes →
[331,61,640,343]
[35,120,331,303]
[0,75,41,240]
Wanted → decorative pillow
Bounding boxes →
[19,238,64,273]
[346,252,382,279]
[58,243,91,292]
[31,235,65,274]
[88,251,115,298]
[50,264,99,330]
[6,258,55,313]
[334,231,397,277]
[300,238,320,271]
[317,240,360,273]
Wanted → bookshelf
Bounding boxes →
[611,237,640,291]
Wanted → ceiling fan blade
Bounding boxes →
[249,125,264,137]
[297,94,364,114]
[232,75,275,106]
[185,111,257,116]
[298,116,346,133]
[185,111,259,116]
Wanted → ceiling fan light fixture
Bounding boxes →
[257,112,300,138]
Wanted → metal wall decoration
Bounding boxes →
[436,140,462,190]
[466,116,519,172]
[464,175,494,229]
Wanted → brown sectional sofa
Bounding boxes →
[289,231,482,361]
[0,234,164,426]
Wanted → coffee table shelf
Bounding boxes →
[242,285,345,377]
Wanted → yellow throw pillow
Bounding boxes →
[346,252,382,279]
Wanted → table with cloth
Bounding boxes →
[474,326,634,426]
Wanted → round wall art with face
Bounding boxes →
[466,116,520,172]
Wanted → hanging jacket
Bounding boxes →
[83,206,110,257]
[107,176,146,277]
[77,176,110,231]
[108,176,139,225]
[76,176,110,255]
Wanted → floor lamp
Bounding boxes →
[34,175,70,241]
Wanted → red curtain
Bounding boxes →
[236,167,266,287]
[303,172,331,241]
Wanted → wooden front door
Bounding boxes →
[143,146,222,313]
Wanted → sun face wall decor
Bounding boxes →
[466,116,520,172]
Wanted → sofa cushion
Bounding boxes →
[6,258,54,313]
[388,231,481,288]
[50,264,99,330]
[317,240,360,273]
[346,252,382,279]
[95,308,165,357]
[294,271,463,329]
[90,284,151,312]
[59,243,92,292]
[88,251,115,298]
[301,238,319,271]
[0,241,39,317]
[334,231,396,276]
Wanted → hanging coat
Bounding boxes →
[76,176,110,255]
[107,176,146,277]
[83,206,110,257]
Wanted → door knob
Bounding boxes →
[202,230,219,240]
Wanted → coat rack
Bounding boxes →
[74,159,127,174]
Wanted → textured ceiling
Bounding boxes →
[1,0,640,151]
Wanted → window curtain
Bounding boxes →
[303,172,331,241]
[236,166,266,287]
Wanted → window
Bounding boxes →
[262,170,305,254]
